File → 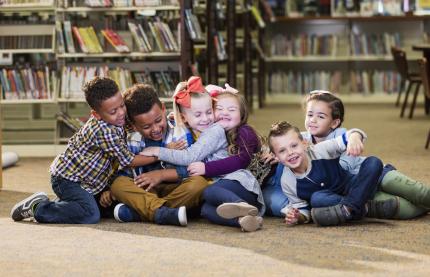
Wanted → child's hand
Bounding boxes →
[167,111,175,121]
[187,162,205,176]
[346,132,364,156]
[260,152,278,165]
[139,147,159,157]
[285,208,300,225]
[134,171,163,192]
[99,190,115,208]
[166,140,187,150]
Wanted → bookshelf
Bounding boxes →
[0,0,194,145]
[264,14,429,95]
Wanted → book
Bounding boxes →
[63,21,76,53]
[101,29,130,53]
[72,26,89,53]
[250,5,266,28]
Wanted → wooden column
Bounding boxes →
[180,0,194,79]
[206,0,218,84]
[226,0,236,87]
[243,0,253,111]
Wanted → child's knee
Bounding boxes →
[364,156,383,172]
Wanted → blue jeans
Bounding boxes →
[34,175,101,224]
[201,179,260,227]
[310,156,383,219]
[262,176,289,217]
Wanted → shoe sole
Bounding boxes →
[178,206,187,226]
[216,202,258,219]
[10,192,48,221]
[239,215,263,232]
[113,203,125,223]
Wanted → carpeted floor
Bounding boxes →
[1,99,430,276]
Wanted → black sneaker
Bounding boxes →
[366,198,399,219]
[114,203,141,223]
[10,192,49,221]
[154,206,187,226]
[311,204,350,227]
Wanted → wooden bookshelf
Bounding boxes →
[56,6,180,13]
[0,1,192,145]
[264,13,428,95]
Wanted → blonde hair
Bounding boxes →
[172,81,212,128]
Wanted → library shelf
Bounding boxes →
[56,5,180,13]
[57,97,172,103]
[0,99,56,104]
[56,52,180,58]
[265,55,423,62]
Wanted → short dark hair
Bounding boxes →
[268,121,303,152]
[83,77,119,111]
[123,84,162,122]
[303,91,345,127]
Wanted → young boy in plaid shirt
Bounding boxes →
[11,77,155,224]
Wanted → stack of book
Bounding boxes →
[270,33,339,57]
[269,70,342,94]
[184,9,203,41]
[84,0,113,7]
[72,26,104,54]
[133,69,179,98]
[350,70,400,94]
[0,0,54,6]
[214,32,227,61]
[0,66,55,100]
[129,18,179,52]
[350,33,401,56]
[60,66,132,98]
[101,29,130,53]
[56,112,86,133]
[0,35,52,50]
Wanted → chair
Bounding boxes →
[390,47,422,118]
[418,58,430,149]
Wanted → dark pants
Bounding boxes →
[310,156,383,219]
[201,179,260,227]
[34,175,112,224]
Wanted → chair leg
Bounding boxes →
[409,82,421,119]
[396,79,405,107]
[425,96,430,115]
[426,129,430,149]
[400,81,413,118]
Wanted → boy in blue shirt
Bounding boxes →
[268,121,399,226]
[109,84,209,226]
[11,77,155,224]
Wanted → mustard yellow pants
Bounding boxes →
[111,176,209,222]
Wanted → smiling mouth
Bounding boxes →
[288,156,299,163]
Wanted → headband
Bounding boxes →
[205,83,239,97]
[173,76,206,108]
[309,90,332,95]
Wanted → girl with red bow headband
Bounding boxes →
[140,77,266,232]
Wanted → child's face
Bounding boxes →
[181,95,214,133]
[270,130,308,173]
[132,103,167,141]
[305,100,340,138]
[214,95,241,131]
[92,91,126,127]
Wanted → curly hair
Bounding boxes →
[268,121,303,152]
[83,77,119,111]
[123,84,162,122]
[303,90,345,127]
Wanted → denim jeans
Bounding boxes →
[310,156,383,219]
[262,177,289,217]
[34,175,101,224]
[201,179,260,227]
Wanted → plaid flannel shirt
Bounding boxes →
[50,116,135,195]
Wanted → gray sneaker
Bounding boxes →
[10,192,49,221]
